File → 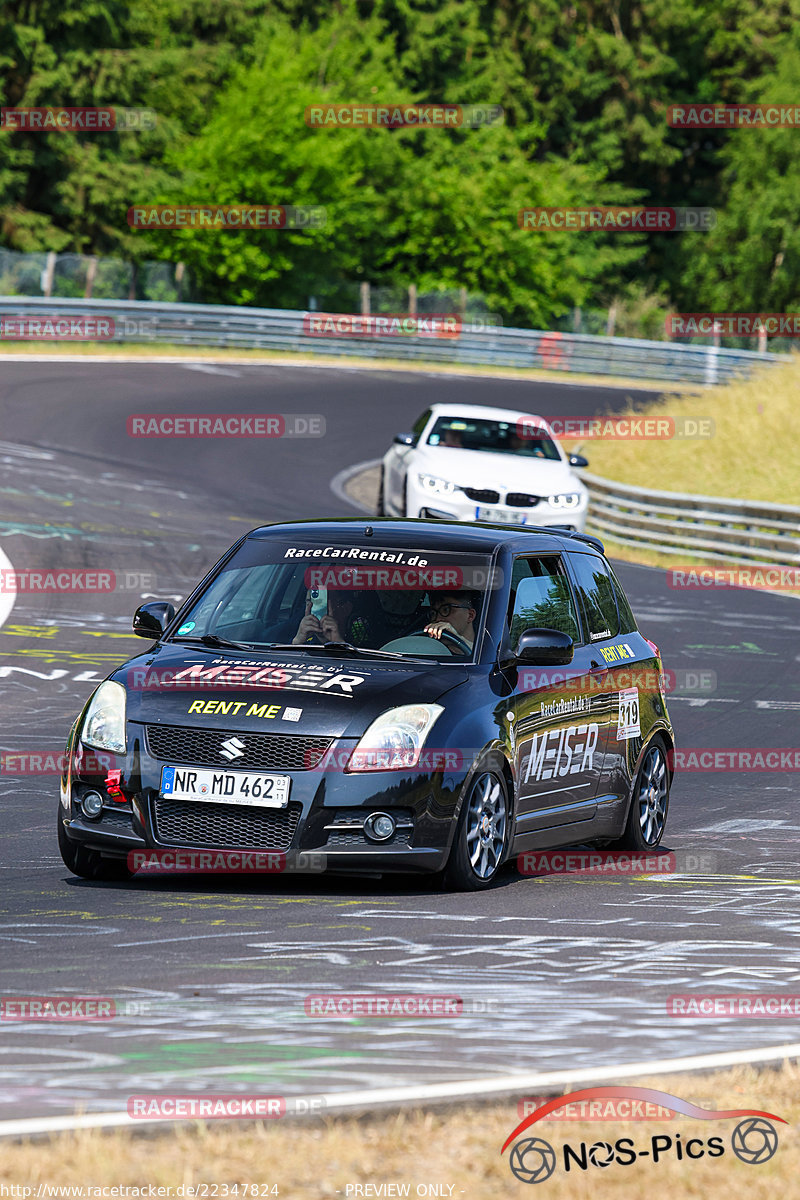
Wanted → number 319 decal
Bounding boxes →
[618,687,641,740]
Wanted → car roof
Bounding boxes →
[424,402,550,425]
[246,517,603,556]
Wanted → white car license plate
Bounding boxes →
[160,765,290,808]
[476,506,528,525]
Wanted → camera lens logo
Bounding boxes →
[588,1141,615,1167]
[508,1137,556,1184]
[731,1117,779,1165]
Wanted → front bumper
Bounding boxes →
[61,726,471,875]
[407,481,588,532]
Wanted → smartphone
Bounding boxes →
[308,585,327,619]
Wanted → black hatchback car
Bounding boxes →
[58,519,674,890]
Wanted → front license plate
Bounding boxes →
[160,765,290,808]
[476,506,528,525]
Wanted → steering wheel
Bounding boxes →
[408,625,472,656]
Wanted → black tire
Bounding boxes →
[57,812,133,881]
[612,736,670,851]
[376,468,386,516]
[444,768,510,891]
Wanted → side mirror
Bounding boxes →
[569,453,589,468]
[133,601,175,639]
[515,628,574,666]
[393,432,415,447]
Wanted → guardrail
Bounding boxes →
[584,471,800,565]
[0,296,790,385]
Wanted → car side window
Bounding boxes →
[411,408,432,445]
[569,553,620,641]
[507,556,580,645]
[607,563,638,634]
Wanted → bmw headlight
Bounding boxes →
[347,704,444,772]
[81,681,127,755]
[548,492,582,509]
[418,473,456,497]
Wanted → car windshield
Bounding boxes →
[170,537,495,661]
[425,416,561,459]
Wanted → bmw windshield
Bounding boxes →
[426,416,561,459]
[170,537,496,661]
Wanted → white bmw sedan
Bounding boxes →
[378,403,590,531]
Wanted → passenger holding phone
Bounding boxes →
[292,588,372,645]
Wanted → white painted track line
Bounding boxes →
[0,544,17,630]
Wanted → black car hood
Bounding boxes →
[115,643,469,739]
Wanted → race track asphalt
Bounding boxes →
[1,359,798,1120]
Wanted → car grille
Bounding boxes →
[152,796,302,850]
[463,487,500,503]
[146,725,332,771]
[99,807,134,829]
[505,492,541,507]
[326,828,413,847]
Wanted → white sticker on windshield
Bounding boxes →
[618,688,640,740]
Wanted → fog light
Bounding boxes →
[364,812,396,842]
[82,791,103,819]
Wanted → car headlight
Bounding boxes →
[417,473,456,497]
[548,492,582,509]
[81,681,127,755]
[346,704,444,772]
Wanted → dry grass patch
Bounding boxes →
[576,354,800,505]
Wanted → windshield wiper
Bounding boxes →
[263,640,427,662]
[319,640,424,661]
[173,634,255,651]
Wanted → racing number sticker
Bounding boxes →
[618,687,640,740]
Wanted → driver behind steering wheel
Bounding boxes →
[424,590,478,655]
